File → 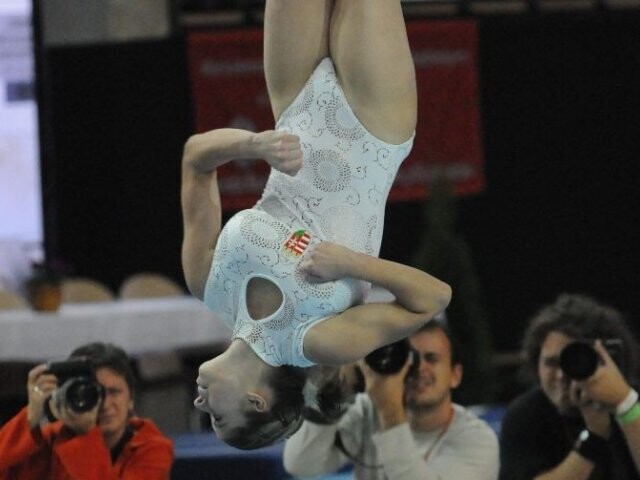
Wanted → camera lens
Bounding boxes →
[62,377,102,412]
[365,340,410,374]
[365,340,421,378]
[559,342,599,380]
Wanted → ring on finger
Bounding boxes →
[32,385,43,394]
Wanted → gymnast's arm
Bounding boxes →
[181,128,303,298]
[301,242,452,365]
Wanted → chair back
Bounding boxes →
[119,273,184,299]
[0,290,29,310]
[61,278,115,303]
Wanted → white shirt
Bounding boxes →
[203,58,413,367]
[283,394,499,480]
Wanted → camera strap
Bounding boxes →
[43,399,58,424]
[333,431,383,469]
[110,425,134,463]
[423,407,454,462]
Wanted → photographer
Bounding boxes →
[283,321,499,480]
[499,293,640,480]
[0,342,173,479]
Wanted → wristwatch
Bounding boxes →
[574,429,608,463]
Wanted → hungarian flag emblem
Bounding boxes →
[283,229,311,257]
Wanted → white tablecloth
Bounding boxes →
[0,296,230,361]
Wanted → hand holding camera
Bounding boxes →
[561,339,632,412]
[569,382,612,439]
[45,358,103,411]
[579,341,632,410]
[361,341,418,429]
[26,364,58,429]
[363,339,419,405]
[27,358,104,433]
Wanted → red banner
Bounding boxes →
[187,20,483,210]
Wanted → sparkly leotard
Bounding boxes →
[204,58,413,367]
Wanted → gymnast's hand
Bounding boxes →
[300,242,357,282]
[252,130,303,176]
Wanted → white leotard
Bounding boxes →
[204,58,413,367]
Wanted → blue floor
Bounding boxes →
[171,404,506,479]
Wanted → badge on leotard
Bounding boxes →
[283,229,311,259]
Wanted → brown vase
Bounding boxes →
[27,283,62,312]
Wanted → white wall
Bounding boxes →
[0,0,42,291]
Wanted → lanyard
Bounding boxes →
[423,407,455,462]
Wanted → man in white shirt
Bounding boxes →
[283,320,499,480]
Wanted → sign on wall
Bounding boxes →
[187,20,484,211]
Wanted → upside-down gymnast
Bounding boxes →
[181,0,452,450]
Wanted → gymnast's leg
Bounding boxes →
[329,0,417,145]
[264,0,333,122]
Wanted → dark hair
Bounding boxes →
[69,342,136,397]
[302,366,362,426]
[416,319,462,367]
[315,367,356,422]
[521,293,639,385]
[223,365,306,450]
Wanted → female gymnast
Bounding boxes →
[181,0,452,449]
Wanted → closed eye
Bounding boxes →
[422,353,440,364]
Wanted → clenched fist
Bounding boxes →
[299,242,358,282]
[252,130,303,176]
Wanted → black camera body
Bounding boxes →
[559,339,623,381]
[45,357,103,413]
[364,339,420,378]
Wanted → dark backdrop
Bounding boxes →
[39,12,640,352]
[38,38,193,288]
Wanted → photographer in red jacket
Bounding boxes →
[0,342,173,479]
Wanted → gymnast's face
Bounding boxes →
[194,358,268,440]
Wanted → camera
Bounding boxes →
[45,357,103,413]
[559,339,623,381]
[364,339,420,378]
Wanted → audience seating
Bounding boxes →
[61,278,115,303]
[0,290,28,310]
[119,272,185,299]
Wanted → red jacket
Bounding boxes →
[0,408,173,479]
